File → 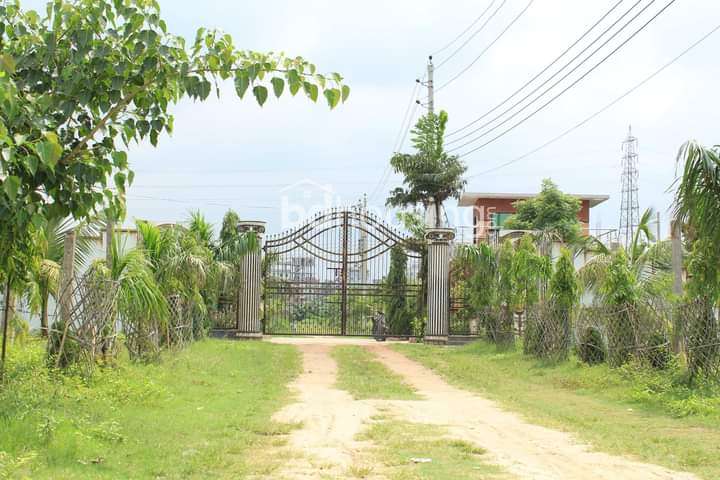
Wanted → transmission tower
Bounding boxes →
[618,126,640,248]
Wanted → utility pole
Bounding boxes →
[427,56,434,115]
[416,56,435,115]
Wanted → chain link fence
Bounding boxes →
[456,300,720,383]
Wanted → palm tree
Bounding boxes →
[23,218,96,336]
[673,140,720,296]
[90,235,168,360]
[579,208,671,303]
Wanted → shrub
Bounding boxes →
[643,332,671,370]
[577,327,606,365]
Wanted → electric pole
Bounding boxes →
[427,56,434,115]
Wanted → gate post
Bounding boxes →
[425,228,455,345]
[236,221,266,340]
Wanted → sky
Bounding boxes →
[22,0,720,239]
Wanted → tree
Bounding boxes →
[579,208,671,303]
[396,210,427,317]
[23,218,95,336]
[0,0,349,285]
[385,246,410,335]
[504,179,582,242]
[387,111,467,227]
[512,234,549,315]
[673,141,720,298]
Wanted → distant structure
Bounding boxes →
[619,126,640,248]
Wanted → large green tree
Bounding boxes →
[0,0,348,282]
[504,179,582,242]
[387,111,467,227]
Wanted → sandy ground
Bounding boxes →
[267,337,698,480]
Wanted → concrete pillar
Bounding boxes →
[236,221,266,339]
[425,227,455,344]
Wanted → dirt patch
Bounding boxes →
[369,344,698,480]
[270,343,380,479]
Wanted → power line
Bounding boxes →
[463,21,720,178]
[453,0,679,156]
[431,0,497,57]
[445,0,625,138]
[434,0,506,69]
[447,0,653,150]
[436,0,535,92]
[369,78,423,203]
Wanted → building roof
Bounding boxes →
[458,192,610,208]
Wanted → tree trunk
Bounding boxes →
[41,290,49,337]
[1,279,11,382]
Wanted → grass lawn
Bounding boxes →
[331,345,420,400]
[0,338,301,479]
[355,413,512,480]
[395,341,720,479]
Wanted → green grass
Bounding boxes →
[395,341,720,479]
[0,338,301,479]
[332,345,420,400]
[354,414,511,479]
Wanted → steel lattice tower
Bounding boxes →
[619,126,640,247]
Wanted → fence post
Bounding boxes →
[236,221,266,340]
[671,220,683,353]
[60,230,77,324]
[105,218,114,267]
[425,228,455,344]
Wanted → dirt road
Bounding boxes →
[268,337,697,480]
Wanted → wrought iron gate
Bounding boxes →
[263,208,422,336]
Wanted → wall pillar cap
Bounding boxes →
[237,221,267,235]
[425,227,456,243]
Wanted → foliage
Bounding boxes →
[577,326,606,365]
[504,179,582,242]
[512,234,549,312]
[387,111,467,227]
[550,247,579,310]
[385,246,410,335]
[0,0,348,282]
[673,140,720,299]
[396,209,428,317]
[601,249,637,367]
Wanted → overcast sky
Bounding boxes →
[23,0,720,238]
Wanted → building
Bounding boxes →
[459,192,609,243]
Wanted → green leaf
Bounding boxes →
[253,85,268,106]
[112,151,128,169]
[303,82,318,102]
[114,172,127,193]
[234,73,250,99]
[342,85,351,102]
[323,88,340,109]
[31,213,46,230]
[271,77,285,98]
[0,54,16,74]
[26,155,38,175]
[36,139,62,169]
[4,175,20,200]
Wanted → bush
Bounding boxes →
[577,327,606,365]
[411,316,426,338]
[643,332,671,370]
[46,320,83,368]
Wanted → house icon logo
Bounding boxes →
[279,178,341,230]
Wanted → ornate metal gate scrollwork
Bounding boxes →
[263,208,422,336]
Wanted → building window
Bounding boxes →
[491,212,513,229]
